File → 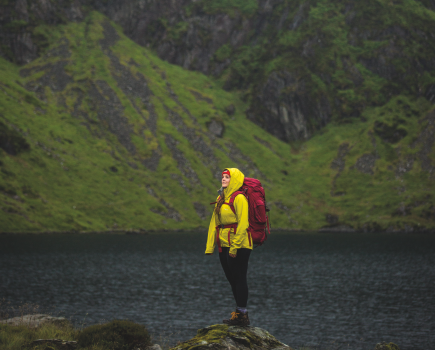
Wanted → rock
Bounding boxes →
[0,314,68,328]
[325,213,339,224]
[207,119,225,138]
[147,344,162,350]
[170,324,292,350]
[248,70,331,142]
[374,342,400,350]
[225,104,235,116]
[31,339,77,350]
[0,121,30,155]
[353,153,378,175]
[319,224,356,232]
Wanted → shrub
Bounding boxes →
[76,320,151,350]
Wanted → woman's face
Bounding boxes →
[222,174,231,188]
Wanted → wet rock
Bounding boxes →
[170,324,292,350]
[0,314,67,328]
[374,342,400,350]
[207,119,225,138]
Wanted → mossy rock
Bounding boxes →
[374,342,400,350]
[170,324,292,350]
[76,319,151,350]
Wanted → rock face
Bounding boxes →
[0,0,83,64]
[248,70,331,142]
[1,0,435,143]
[0,314,67,328]
[170,324,292,350]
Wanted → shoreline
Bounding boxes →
[1,227,434,235]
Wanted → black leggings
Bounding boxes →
[219,247,251,308]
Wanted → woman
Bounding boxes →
[205,168,252,326]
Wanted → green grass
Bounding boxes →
[0,11,434,233]
[0,319,151,350]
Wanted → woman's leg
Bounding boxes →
[219,247,237,303]
[228,248,251,308]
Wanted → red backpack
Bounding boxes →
[211,177,271,251]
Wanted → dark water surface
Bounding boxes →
[0,232,434,350]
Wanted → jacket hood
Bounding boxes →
[222,168,245,198]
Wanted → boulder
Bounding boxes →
[374,342,400,350]
[207,120,225,138]
[0,314,68,328]
[30,339,77,350]
[170,324,292,350]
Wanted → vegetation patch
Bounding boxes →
[77,320,151,350]
[0,12,434,232]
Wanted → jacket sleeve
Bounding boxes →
[205,206,218,254]
[229,194,249,255]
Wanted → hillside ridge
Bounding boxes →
[0,11,434,232]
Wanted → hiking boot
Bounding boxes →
[223,310,250,326]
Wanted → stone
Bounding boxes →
[207,119,225,138]
[225,104,235,116]
[31,339,77,350]
[374,342,400,350]
[0,314,68,328]
[147,344,162,350]
[169,324,292,350]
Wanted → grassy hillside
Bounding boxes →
[0,12,434,232]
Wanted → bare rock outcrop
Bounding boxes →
[0,314,67,328]
[248,70,331,142]
[170,324,292,350]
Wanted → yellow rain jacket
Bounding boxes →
[205,168,252,255]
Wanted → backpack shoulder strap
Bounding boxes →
[228,190,245,215]
[210,195,221,205]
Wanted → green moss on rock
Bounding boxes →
[374,342,400,350]
[170,324,292,350]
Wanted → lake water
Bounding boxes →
[0,232,434,350]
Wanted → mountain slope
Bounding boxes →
[0,12,434,233]
[3,1,435,144]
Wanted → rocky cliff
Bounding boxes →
[2,0,435,143]
[0,5,434,232]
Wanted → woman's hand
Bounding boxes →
[229,252,237,258]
